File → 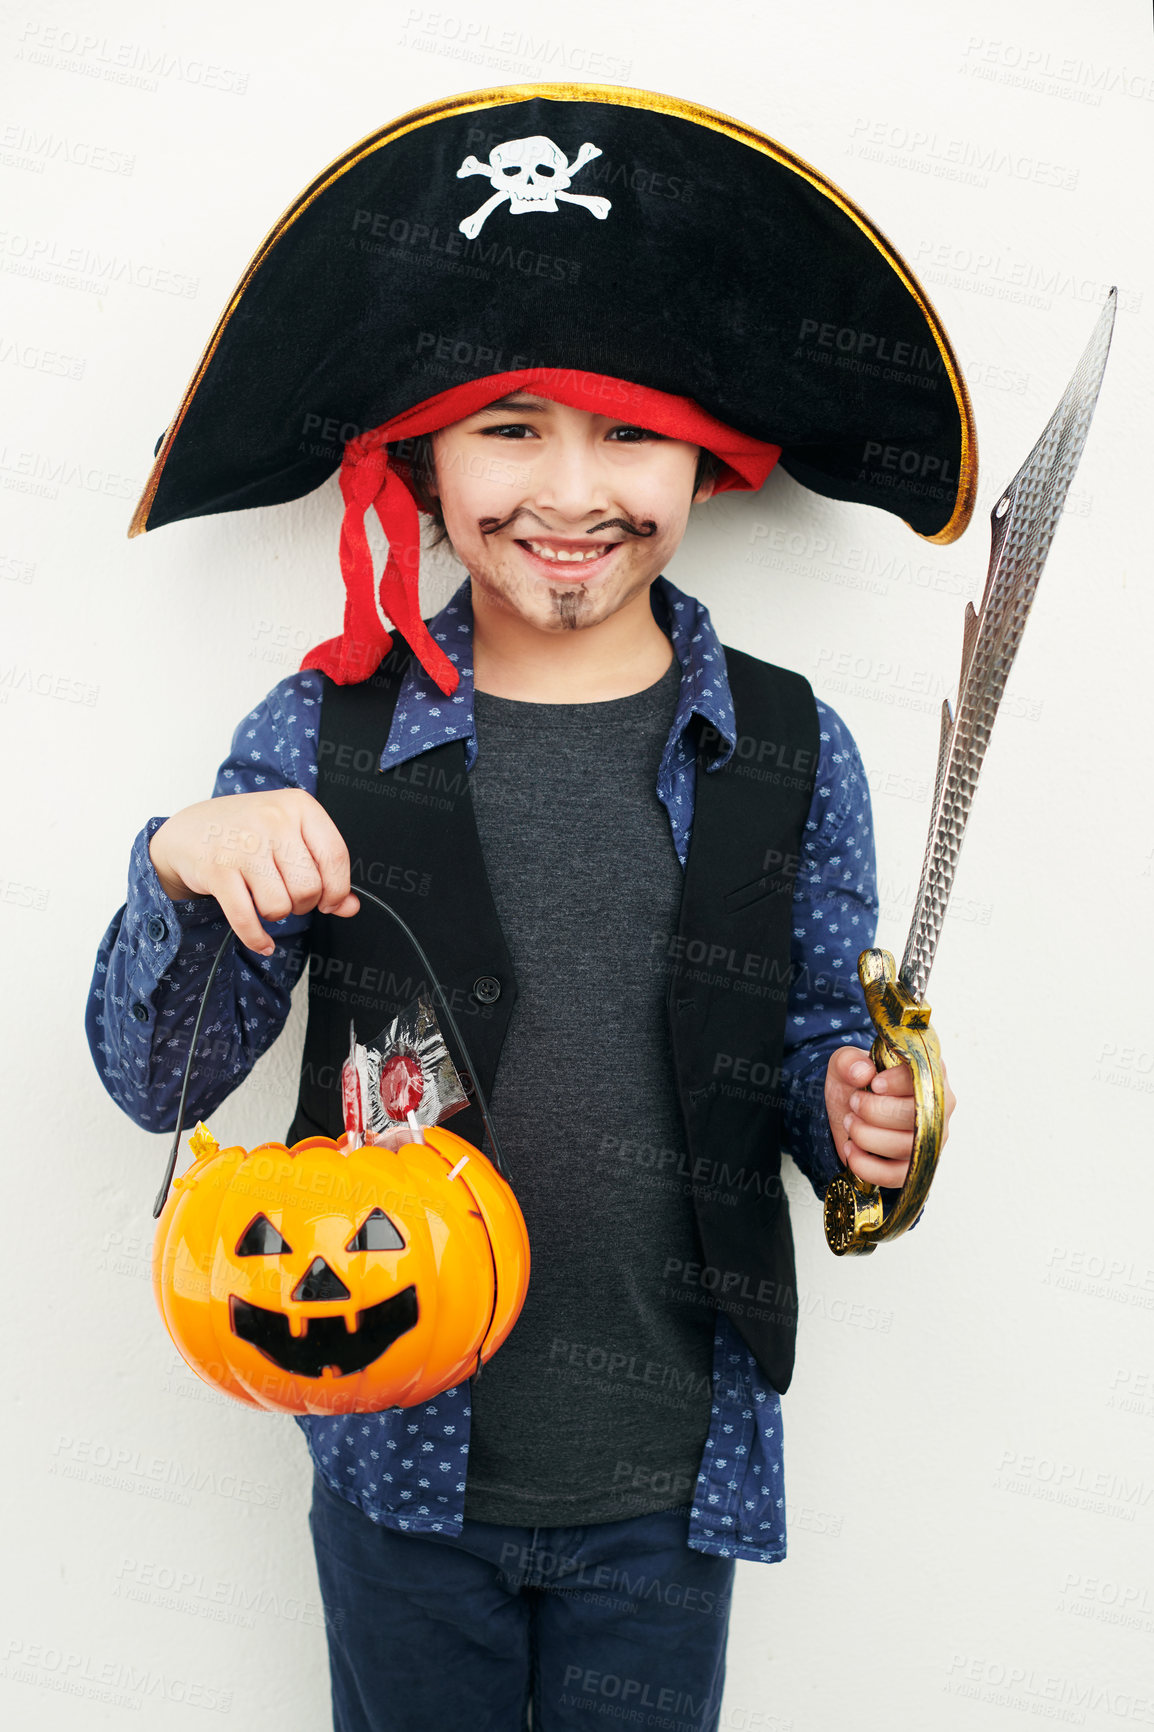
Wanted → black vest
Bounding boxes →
[286,636,820,1393]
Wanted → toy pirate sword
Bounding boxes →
[823,289,1117,1256]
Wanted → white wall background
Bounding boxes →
[3,0,1152,1726]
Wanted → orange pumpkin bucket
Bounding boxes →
[150,889,530,1414]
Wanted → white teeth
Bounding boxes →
[523,540,610,563]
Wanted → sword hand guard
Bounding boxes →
[822,948,944,1255]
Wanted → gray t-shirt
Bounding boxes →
[462,654,717,1526]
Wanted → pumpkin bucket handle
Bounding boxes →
[152,885,508,1219]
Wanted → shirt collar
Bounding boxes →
[382,574,737,773]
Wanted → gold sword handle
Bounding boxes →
[822,948,945,1255]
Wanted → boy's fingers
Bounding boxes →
[870,1059,914,1095]
[834,1046,875,1085]
[849,1089,916,1131]
[844,1116,914,1161]
[299,803,353,914]
[212,870,276,956]
[243,855,300,926]
[268,832,325,915]
[844,1142,910,1188]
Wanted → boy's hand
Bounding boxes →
[148,789,358,957]
[824,1043,956,1190]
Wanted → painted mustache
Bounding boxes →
[478,510,658,539]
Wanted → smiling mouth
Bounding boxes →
[229,1288,419,1378]
[515,538,621,573]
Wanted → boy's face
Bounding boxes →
[429,393,714,634]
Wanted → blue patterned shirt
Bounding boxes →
[87,574,881,1564]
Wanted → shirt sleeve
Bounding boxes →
[85,671,325,1133]
[778,699,917,1227]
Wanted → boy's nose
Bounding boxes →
[528,444,612,524]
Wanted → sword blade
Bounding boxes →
[898,289,1117,1001]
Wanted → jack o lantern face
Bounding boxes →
[154,1128,531,1415]
[228,1206,419,1379]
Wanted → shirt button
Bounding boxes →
[146,915,168,943]
[130,1003,149,1022]
[472,975,501,1005]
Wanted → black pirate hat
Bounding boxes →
[130,82,977,686]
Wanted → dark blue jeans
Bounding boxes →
[309,1469,737,1731]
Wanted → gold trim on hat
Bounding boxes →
[129,82,976,545]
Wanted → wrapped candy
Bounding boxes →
[341,992,469,1150]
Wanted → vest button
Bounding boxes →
[472,975,501,1005]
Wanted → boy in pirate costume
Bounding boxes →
[87,86,967,1731]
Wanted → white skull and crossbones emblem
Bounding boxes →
[456,136,612,239]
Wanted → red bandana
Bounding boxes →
[300,369,783,695]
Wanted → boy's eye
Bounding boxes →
[480,423,538,439]
[608,426,663,443]
[476,422,663,442]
